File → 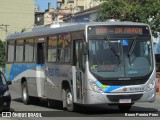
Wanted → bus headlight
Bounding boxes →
[89,80,103,93]
[148,80,156,91]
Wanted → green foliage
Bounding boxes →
[0,40,6,67]
[97,0,127,21]
[97,0,160,34]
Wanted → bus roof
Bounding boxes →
[7,21,149,40]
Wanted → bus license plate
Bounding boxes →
[119,99,131,103]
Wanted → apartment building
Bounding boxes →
[60,0,102,13]
[35,3,58,25]
[52,0,103,23]
[0,0,34,41]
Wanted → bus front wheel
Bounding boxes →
[66,89,75,112]
[22,81,30,105]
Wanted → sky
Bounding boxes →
[35,0,57,11]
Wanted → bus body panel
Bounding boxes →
[45,63,72,100]
[83,60,156,104]
[36,64,45,97]
[5,22,156,108]
[5,63,38,97]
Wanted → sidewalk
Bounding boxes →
[155,93,160,102]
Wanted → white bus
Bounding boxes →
[5,22,156,111]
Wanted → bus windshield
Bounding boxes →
[88,36,153,78]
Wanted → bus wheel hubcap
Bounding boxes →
[23,88,27,100]
[66,92,72,105]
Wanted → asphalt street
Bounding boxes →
[0,91,160,120]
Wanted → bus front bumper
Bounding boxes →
[83,88,156,105]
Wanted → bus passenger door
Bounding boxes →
[36,42,46,97]
[73,40,84,103]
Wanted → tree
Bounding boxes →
[0,40,6,68]
[97,0,160,35]
[97,0,127,21]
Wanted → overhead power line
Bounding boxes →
[0,24,10,36]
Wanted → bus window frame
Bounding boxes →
[6,40,16,63]
[15,39,25,63]
[24,38,36,63]
[46,35,58,63]
[56,32,72,64]
[71,30,84,66]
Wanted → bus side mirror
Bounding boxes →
[7,81,12,85]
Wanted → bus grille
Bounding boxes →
[106,94,143,102]
[99,79,147,85]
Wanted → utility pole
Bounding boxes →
[0,24,10,37]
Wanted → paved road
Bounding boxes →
[1,91,160,120]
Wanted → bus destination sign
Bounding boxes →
[88,26,150,35]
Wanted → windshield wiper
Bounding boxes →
[128,37,138,57]
[104,36,120,64]
[128,36,138,65]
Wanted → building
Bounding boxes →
[60,0,103,13]
[62,6,98,22]
[84,0,103,10]
[60,0,84,13]
[51,0,104,23]
[35,3,55,26]
[0,0,34,41]
[35,11,45,26]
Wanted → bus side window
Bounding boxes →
[47,36,57,62]
[74,40,83,68]
[7,40,15,62]
[25,39,35,62]
[75,42,79,67]
[63,39,71,62]
[15,40,24,62]
[57,34,71,62]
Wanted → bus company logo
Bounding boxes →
[130,87,144,92]
[2,112,11,117]
[2,112,42,118]
[123,87,127,92]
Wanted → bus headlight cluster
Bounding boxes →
[148,79,156,91]
[89,80,103,93]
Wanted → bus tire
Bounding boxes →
[118,104,132,112]
[66,88,75,112]
[22,81,30,105]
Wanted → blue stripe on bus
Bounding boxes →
[36,64,45,67]
[5,64,38,81]
[104,86,123,93]
[95,80,123,93]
